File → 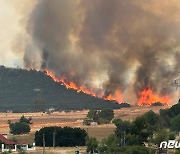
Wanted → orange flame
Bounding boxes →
[45,70,96,96]
[104,91,123,103]
[137,86,170,106]
[45,70,123,103]
[104,94,115,101]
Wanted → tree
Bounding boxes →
[153,129,168,146]
[86,138,98,153]
[114,116,151,146]
[159,108,171,128]
[131,116,152,144]
[113,119,132,146]
[164,103,180,118]
[85,108,114,124]
[112,118,123,126]
[98,108,114,124]
[144,110,159,126]
[168,132,176,140]
[35,126,87,147]
[87,109,99,122]
[98,135,119,153]
[99,108,114,121]
[125,134,141,146]
[19,115,32,124]
[8,115,32,135]
[9,122,30,135]
[171,114,180,132]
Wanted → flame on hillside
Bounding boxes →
[137,86,170,106]
[45,70,123,103]
[45,70,170,106]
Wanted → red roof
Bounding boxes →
[0,134,17,145]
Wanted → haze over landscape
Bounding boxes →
[1,1,180,153]
[0,0,180,105]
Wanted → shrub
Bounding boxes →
[86,138,98,153]
[9,122,30,135]
[83,117,93,126]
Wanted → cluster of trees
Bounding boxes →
[87,135,151,154]
[159,102,180,131]
[86,101,180,153]
[0,66,121,112]
[8,115,32,135]
[83,108,114,125]
[35,126,87,147]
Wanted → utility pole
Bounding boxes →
[179,72,180,101]
[175,72,180,103]
[123,131,125,146]
[43,133,45,154]
[53,128,56,149]
[149,137,151,154]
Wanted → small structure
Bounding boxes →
[19,143,36,151]
[0,134,36,152]
[0,134,17,152]
[90,122,98,127]
[48,107,55,113]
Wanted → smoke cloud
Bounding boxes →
[1,0,180,103]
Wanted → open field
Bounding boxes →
[0,106,168,136]
[0,106,169,153]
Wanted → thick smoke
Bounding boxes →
[9,0,180,103]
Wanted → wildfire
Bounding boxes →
[105,91,123,103]
[45,70,96,96]
[45,70,123,103]
[45,70,171,106]
[137,86,170,106]
[104,94,115,101]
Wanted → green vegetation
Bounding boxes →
[99,108,114,124]
[86,137,98,153]
[83,117,93,126]
[35,126,87,147]
[89,102,180,153]
[171,114,180,132]
[8,115,31,135]
[19,115,32,124]
[83,108,114,125]
[0,66,121,112]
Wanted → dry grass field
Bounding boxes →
[0,106,168,137]
[0,106,168,153]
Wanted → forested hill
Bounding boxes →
[0,66,121,112]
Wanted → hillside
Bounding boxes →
[0,66,121,112]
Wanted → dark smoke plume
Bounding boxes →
[24,0,180,103]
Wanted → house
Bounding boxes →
[0,134,17,152]
[0,134,36,152]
